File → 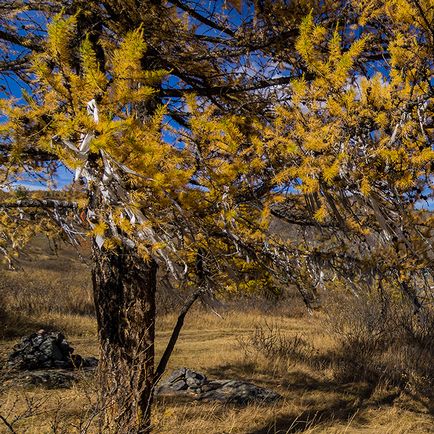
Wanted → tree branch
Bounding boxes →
[161,74,300,98]
[0,199,77,209]
[167,0,235,37]
[0,29,43,51]
[0,415,17,434]
[154,286,206,383]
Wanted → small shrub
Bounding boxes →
[325,292,434,399]
[238,320,318,368]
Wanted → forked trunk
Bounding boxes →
[92,243,157,433]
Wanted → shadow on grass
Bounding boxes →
[1,312,50,340]
[207,362,404,433]
[0,310,81,340]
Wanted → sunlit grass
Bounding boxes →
[0,239,433,433]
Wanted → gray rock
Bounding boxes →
[161,367,206,392]
[81,356,99,368]
[156,368,281,405]
[166,367,187,383]
[16,370,76,389]
[185,370,206,387]
[2,369,92,389]
[200,380,281,404]
[171,380,188,391]
[7,330,98,371]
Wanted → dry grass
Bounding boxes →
[0,237,95,339]
[1,311,434,433]
[0,239,433,433]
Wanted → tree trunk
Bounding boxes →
[92,243,157,433]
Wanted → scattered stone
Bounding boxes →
[2,369,77,389]
[7,330,98,371]
[162,368,206,392]
[156,367,281,404]
[200,379,281,404]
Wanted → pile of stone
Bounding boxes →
[4,330,98,389]
[6,332,280,403]
[7,330,97,370]
[156,367,281,405]
[3,369,78,389]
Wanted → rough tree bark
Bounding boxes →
[92,243,157,433]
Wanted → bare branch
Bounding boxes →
[154,286,207,383]
[0,414,17,434]
[0,199,77,209]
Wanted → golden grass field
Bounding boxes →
[0,239,433,433]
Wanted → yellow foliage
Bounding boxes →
[0,3,432,303]
[46,14,77,64]
[314,204,328,222]
[93,221,107,237]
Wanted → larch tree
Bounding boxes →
[0,1,319,432]
[0,1,433,433]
